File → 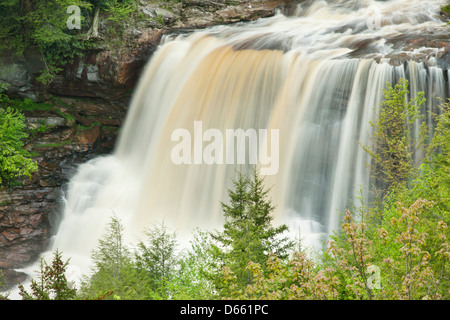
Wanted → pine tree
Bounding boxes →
[363,78,426,196]
[134,221,178,299]
[79,215,133,299]
[18,250,77,300]
[210,169,293,291]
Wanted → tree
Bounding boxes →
[0,270,10,300]
[0,87,38,186]
[363,78,426,196]
[0,0,93,84]
[171,229,216,299]
[86,0,136,39]
[210,169,294,293]
[85,0,104,39]
[423,99,450,215]
[326,191,450,301]
[133,221,178,299]
[0,1,139,84]
[79,215,133,299]
[376,199,449,300]
[327,209,379,300]
[25,0,93,84]
[221,252,340,300]
[18,250,77,300]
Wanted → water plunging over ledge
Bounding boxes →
[11,0,450,296]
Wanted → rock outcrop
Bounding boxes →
[0,98,121,290]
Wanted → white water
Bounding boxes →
[8,0,449,298]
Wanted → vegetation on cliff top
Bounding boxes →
[0,0,154,85]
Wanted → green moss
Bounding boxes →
[77,122,101,131]
[11,97,76,124]
[11,98,54,112]
[33,140,72,149]
[28,151,41,157]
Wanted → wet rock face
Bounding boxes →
[0,48,46,101]
[47,28,163,104]
[0,99,121,290]
[177,0,288,27]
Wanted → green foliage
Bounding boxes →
[78,216,217,299]
[424,100,450,212]
[171,229,216,299]
[0,0,25,52]
[221,248,340,300]
[0,0,94,84]
[100,0,138,49]
[133,222,178,299]
[0,88,38,186]
[0,270,10,300]
[104,0,136,24]
[76,170,295,300]
[327,197,449,300]
[210,169,294,294]
[32,0,94,84]
[376,199,449,299]
[18,250,77,300]
[0,0,141,85]
[78,215,135,299]
[363,78,426,195]
[9,96,77,123]
[328,209,377,299]
[324,95,450,300]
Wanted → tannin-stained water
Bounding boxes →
[11,0,449,296]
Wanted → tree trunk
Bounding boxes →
[20,0,33,14]
[86,6,101,39]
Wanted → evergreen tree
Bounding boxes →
[210,169,293,292]
[363,78,426,197]
[134,221,178,299]
[0,270,10,300]
[18,250,77,300]
[79,215,133,299]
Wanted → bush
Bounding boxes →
[0,87,38,186]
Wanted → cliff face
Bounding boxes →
[0,0,289,290]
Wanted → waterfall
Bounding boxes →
[13,0,449,294]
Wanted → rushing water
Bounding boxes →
[10,0,450,296]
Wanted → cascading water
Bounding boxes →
[10,0,450,296]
